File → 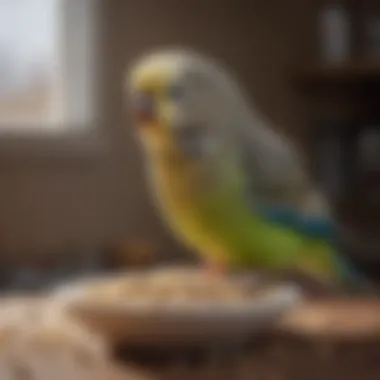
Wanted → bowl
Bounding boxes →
[54,267,303,346]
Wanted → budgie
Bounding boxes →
[125,48,369,292]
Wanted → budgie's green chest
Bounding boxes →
[152,152,229,233]
[154,154,205,215]
[149,150,253,263]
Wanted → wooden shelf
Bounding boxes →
[295,61,380,87]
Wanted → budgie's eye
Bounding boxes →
[167,84,185,101]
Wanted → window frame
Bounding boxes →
[0,0,107,160]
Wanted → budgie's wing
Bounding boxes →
[235,113,373,290]
[236,112,330,219]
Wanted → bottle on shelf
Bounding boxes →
[318,1,351,64]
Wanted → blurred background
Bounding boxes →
[0,0,378,289]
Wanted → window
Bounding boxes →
[0,0,98,137]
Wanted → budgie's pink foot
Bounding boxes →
[203,261,228,278]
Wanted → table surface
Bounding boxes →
[2,295,380,380]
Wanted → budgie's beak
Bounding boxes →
[131,91,156,127]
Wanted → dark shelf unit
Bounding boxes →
[295,61,380,85]
[294,59,380,270]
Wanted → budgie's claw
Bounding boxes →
[203,260,228,277]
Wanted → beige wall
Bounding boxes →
[0,0,317,266]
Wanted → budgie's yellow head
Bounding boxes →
[126,48,247,157]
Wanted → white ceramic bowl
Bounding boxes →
[54,268,303,345]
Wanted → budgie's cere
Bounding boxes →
[125,48,365,290]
